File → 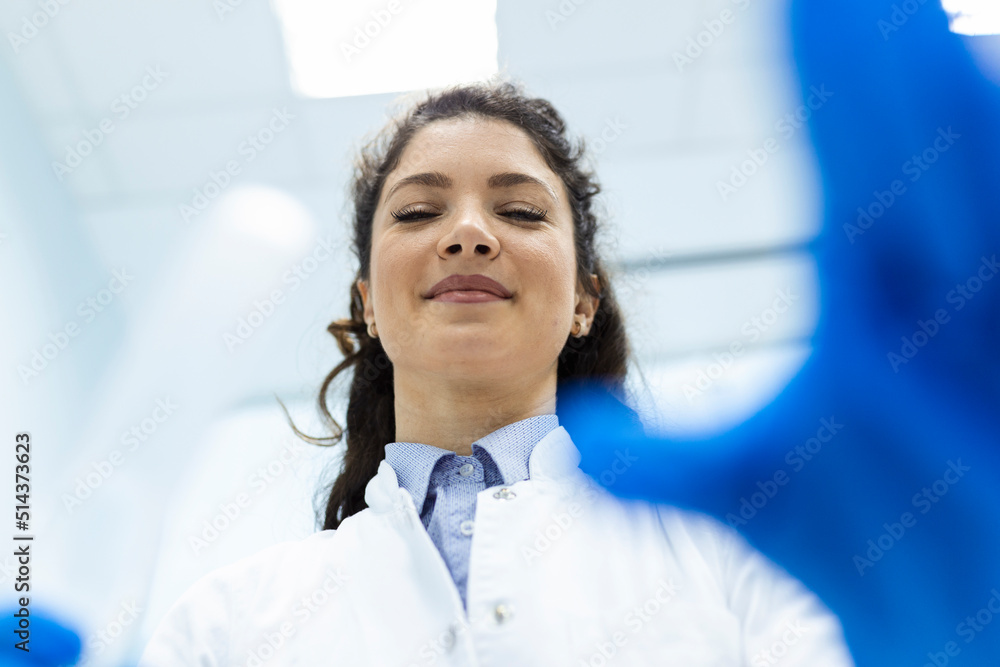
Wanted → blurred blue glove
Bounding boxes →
[559,1,1000,665]
[0,606,80,666]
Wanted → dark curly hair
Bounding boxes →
[283,78,635,530]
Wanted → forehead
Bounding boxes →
[381,116,564,202]
[404,116,544,165]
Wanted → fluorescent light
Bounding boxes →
[943,0,1000,36]
[216,185,316,250]
[269,0,498,99]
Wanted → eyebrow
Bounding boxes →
[384,171,559,204]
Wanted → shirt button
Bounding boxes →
[492,487,516,500]
[493,603,514,624]
[458,463,474,477]
[459,519,475,536]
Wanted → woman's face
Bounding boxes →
[357,116,598,385]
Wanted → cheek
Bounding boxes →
[369,234,428,323]
[369,242,405,312]
[541,234,578,283]
[516,238,578,315]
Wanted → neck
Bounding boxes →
[392,366,557,456]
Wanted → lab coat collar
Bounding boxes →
[365,425,584,514]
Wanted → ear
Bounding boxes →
[356,278,374,325]
[573,273,601,336]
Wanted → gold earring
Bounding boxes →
[368,322,378,339]
[571,319,582,337]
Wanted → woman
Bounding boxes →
[139,79,854,666]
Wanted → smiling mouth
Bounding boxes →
[430,290,510,303]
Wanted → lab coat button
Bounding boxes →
[493,603,514,624]
[492,487,516,500]
[459,519,475,536]
[442,626,457,650]
[458,463,474,477]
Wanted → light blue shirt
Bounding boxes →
[383,414,559,610]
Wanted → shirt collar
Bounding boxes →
[368,423,585,516]
[382,414,559,513]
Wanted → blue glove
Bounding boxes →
[559,1,1000,665]
[0,606,81,666]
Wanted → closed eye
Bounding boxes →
[390,207,436,222]
[503,205,548,221]
[390,205,548,223]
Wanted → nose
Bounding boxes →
[436,210,500,260]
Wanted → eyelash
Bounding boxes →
[390,205,548,223]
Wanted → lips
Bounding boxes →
[425,274,512,299]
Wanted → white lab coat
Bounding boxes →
[139,425,855,666]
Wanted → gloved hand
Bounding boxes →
[559,1,1000,665]
[0,606,81,666]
